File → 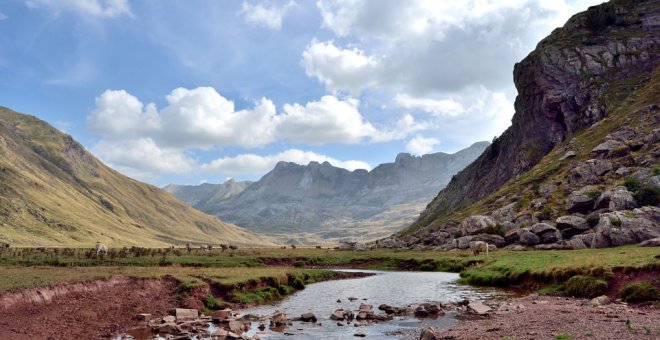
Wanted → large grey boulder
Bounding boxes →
[460,215,496,235]
[531,223,562,244]
[491,203,516,223]
[639,238,660,247]
[504,229,520,244]
[589,139,629,159]
[556,215,589,238]
[566,236,588,249]
[566,191,597,214]
[606,126,637,142]
[591,211,660,248]
[594,186,637,211]
[471,234,507,248]
[569,159,613,185]
[518,228,541,246]
[453,236,475,249]
[539,184,558,198]
[633,206,660,224]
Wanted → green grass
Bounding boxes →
[619,281,660,303]
[563,275,608,298]
[555,333,573,340]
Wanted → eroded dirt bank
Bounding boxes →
[0,276,178,340]
[435,294,660,340]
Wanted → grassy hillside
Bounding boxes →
[0,107,274,247]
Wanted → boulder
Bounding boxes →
[162,315,176,323]
[590,139,629,159]
[591,212,660,248]
[467,301,491,315]
[358,304,373,312]
[644,175,660,189]
[491,203,516,223]
[419,327,438,340]
[518,229,540,246]
[531,223,562,244]
[453,236,475,249]
[633,206,660,224]
[569,159,613,185]
[566,236,588,249]
[175,308,198,321]
[606,126,637,142]
[460,215,496,235]
[158,323,182,334]
[539,184,558,198]
[556,216,589,238]
[271,311,287,326]
[212,309,232,322]
[228,320,244,334]
[594,186,637,211]
[414,306,429,318]
[504,229,520,244]
[330,309,345,321]
[534,242,570,250]
[566,192,596,214]
[300,313,317,322]
[590,295,611,307]
[531,198,547,209]
[639,238,660,247]
[471,234,507,248]
[136,313,151,321]
[560,151,577,161]
[510,245,527,251]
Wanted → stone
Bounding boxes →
[300,312,317,322]
[615,166,634,177]
[566,236,588,249]
[560,151,577,160]
[330,310,345,321]
[228,320,244,334]
[590,295,611,306]
[419,327,438,340]
[212,309,232,322]
[639,237,660,247]
[591,212,660,248]
[590,139,629,159]
[531,198,547,209]
[136,313,151,321]
[460,215,496,235]
[271,311,287,326]
[226,332,241,339]
[212,329,229,338]
[175,308,198,321]
[566,192,596,214]
[594,186,637,211]
[556,215,590,238]
[467,301,492,315]
[358,304,373,312]
[158,323,182,334]
[534,242,570,250]
[569,159,613,185]
[453,235,475,249]
[504,229,520,244]
[491,203,516,223]
[163,315,176,323]
[539,184,558,198]
[510,245,527,251]
[531,223,562,244]
[471,234,507,248]
[518,229,540,246]
[606,126,637,142]
[414,306,429,318]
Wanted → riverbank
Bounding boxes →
[434,294,660,340]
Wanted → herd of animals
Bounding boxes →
[0,240,492,257]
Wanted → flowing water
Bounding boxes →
[241,269,515,339]
[120,269,516,339]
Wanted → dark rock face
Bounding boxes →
[410,0,660,231]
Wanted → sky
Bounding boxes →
[0,0,604,186]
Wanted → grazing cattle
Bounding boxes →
[290,244,296,249]
[315,246,322,249]
[200,245,210,251]
[0,242,9,251]
[471,241,489,256]
[281,246,287,249]
[95,242,108,255]
[186,243,192,252]
[220,244,228,252]
[229,245,238,250]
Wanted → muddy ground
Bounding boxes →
[0,276,178,340]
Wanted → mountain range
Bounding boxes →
[165,142,488,243]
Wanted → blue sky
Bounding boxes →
[0,0,603,186]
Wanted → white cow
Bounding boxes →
[200,245,210,251]
[471,241,489,257]
[95,242,108,255]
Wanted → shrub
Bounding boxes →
[624,177,641,192]
[586,215,600,228]
[203,294,229,310]
[293,260,305,267]
[563,275,607,298]
[653,167,660,176]
[585,191,601,200]
[176,280,196,294]
[634,186,660,207]
[537,207,553,221]
[483,223,506,236]
[619,281,660,303]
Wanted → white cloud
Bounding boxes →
[87,89,161,137]
[92,138,195,177]
[201,149,371,175]
[301,39,380,94]
[394,94,464,117]
[277,95,378,144]
[240,1,296,30]
[406,135,440,155]
[26,0,132,18]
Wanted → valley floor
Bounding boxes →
[0,246,657,339]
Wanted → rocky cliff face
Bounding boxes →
[410,0,660,232]
[170,142,488,243]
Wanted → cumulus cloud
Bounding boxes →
[201,149,371,175]
[307,0,595,96]
[406,135,440,155]
[240,0,296,30]
[92,138,195,176]
[394,94,464,117]
[87,89,160,137]
[26,0,132,18]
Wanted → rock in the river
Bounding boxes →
[158,323,182,334]
[300,312,317,322]
[175,308,198,321]
[414,306,429,318]
[228,320,244,334]
[271,311,287,326]
[212,309,232,322]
